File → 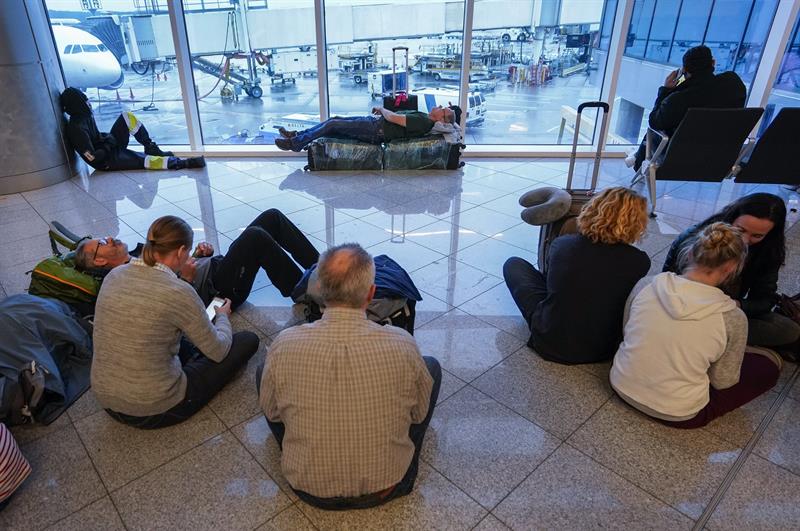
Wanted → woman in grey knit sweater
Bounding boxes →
[92,216,259,429]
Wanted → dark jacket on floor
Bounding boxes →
[649,70,747,136]
[531,234,650,364]
[663,225,779,317]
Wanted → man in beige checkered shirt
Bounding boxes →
[257,243,441,510]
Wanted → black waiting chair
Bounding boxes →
[630,107,764,216]
[732,107,800,185]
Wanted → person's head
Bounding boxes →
[679,222,747,286]
[75,236,130,270]
[704,192,786,264]
[429,105,456,124]
[317,243,376,309]
[577,187,649,245]
[682,45,715,76]
[60,87,92,116]
[141,216,194,272]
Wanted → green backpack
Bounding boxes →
[28,222,101,305]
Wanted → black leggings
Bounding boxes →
[211,209,320,308]
[255,356,442,510]
[107,331,259,429]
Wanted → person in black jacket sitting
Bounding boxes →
[627,45,747,171]
[663,193,800,360]
[503,187,651,365]
[60,87,205,172]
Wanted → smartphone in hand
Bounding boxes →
[205,297,226,321]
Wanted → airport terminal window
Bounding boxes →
[598,0,618,51]
[766,13,800,123]
[44,1,190,145]
[667,0,712,66]
[731,0,779,87]
[182,0,320,145]
[611,0,779,146]
[323,1,465,131]
[644,0,680,64]
[467,0,615,145]
[626,0,657,58]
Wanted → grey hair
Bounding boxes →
[317,243,375,308]
[73,239,93,271]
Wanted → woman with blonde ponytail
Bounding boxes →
[611,223,781,428]
[92,215,260,429]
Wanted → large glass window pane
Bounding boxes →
[645,0,681,63]
[324,1,465,133]
[598,0,618,51]
[731,0,779,87]
[466,0,615,145]
[626,0,657,58]
[44,1,189,145]
[668,0,713,65]
[766,13,800,122]
[613,0,777,146]
[182,1,320,145]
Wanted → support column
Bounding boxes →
[0,0,75,195]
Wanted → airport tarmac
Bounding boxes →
[89,58,612,147]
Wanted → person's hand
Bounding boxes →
[664,68,682,88]
[194,242,214,257]
[180,258,197,282]
[214,298,232,317]
[371,107,383,115]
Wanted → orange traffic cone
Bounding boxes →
[129,88,135,100]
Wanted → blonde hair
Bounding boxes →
[577,187,648,245]
[142,216,193,267]
[679,222,747,276]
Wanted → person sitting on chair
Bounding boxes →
[74,209,319,309]
[626,45,746,171]
[273,105,457,152]
[503,187,651,364]
[257,243,440,509]
[60,87,206,172]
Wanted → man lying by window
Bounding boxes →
[273,106,457,151]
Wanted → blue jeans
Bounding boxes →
[291,116,384,150]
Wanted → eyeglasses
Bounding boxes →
[92,238,108,264]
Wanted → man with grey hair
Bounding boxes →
[257,243,440,509]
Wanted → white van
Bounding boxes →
[410,87,486,126]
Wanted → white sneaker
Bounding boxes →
[624,149,637,169]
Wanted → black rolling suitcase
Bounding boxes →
[536,101,609,271]
[383,46,418,111]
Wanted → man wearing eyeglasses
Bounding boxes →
[73,209,319,309]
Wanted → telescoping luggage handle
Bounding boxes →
[392,46,409,98]
[567,101,610,192]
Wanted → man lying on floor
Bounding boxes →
[61,87,206,172]
[273,105,460,151]
[74,209,318,308]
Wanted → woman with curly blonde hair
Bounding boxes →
[503,187,650,364]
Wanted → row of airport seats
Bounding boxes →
[632,107,800,216]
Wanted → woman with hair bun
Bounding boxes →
[663,193,799,358]
[92,215,260,429]
[504,187,651,364]
[612,222,781,428]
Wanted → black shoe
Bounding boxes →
[278,126,297,139]
[274,137,299,152]
[144,141,174,157]
[186,156,206,169]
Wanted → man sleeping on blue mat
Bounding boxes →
[274,105,461,151]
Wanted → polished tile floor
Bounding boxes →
[1,157,799,530]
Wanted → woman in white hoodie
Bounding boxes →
[610,222,781,429]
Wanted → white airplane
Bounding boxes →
[51,24,124,90]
